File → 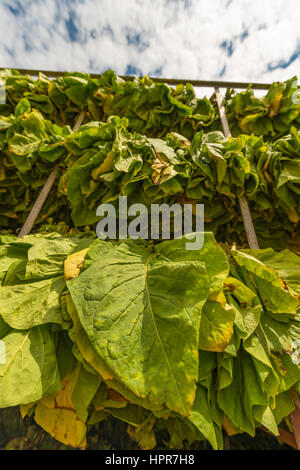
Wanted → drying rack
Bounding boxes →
[1,67,299,449]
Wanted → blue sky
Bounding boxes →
[0,0,299,84]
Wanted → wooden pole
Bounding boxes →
[238,195,260,251]
[18,167,58,238]
[18,110,86,238]
[71,110,86,132]
[214,87,259,250]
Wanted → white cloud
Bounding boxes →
[0,0,299,90]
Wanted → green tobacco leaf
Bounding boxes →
[66,293,115,380]
[218,350,279,436]
[0,241,29,283]
[271,391,295,425]
[276,353,300,393]
[241,351,278,435]
[188,384,221,450]
[153,232,229,300]
[244,248,300,295]
[68,236,211,416]
[232,250,299,315]
[0,276,66,329]
[0,325,61,407]
[67,292,167,412]
[225,288,261,341]
[56,331,75,380]
[15,98,31,117]
[259,311,299,354]
[107,404,152,428]
[24,235,83,279]
[0,315,11,339]
[198,350,216,382]
[0,234,91,329]
[243,333,280,400]
[218,355,253,435]
[70,362,101,422]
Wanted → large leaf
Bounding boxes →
[67,236,211,415]
[66,293,167,412]
[0,325,61,407]
[0,276,66,329]
[244,248,300,295]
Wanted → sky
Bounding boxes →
[0,0,299,87]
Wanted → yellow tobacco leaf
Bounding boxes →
[199,301,235,352]
[151,154,174,185]
[268,91,283,117]
[39,393,56,409]
[54,379,75,410]
[34,403,86,448]
[64,248,89,281]
[207,289,226,305]
[285,205,300,224]
[33,363,87,448]
[42,362,82,411]
[223,415,241,436]
[263,170,273,185]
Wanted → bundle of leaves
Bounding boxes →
[0,69,216,138]
[86,71,217,140]
[225,77,300,139]
[0,69,93,127]
[1,69,300,142]
[54,120,300,249]
[1,101,299,248]
[0,100,72,228]
[0,232,299,449]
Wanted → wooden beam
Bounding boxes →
[0,67,272,90]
